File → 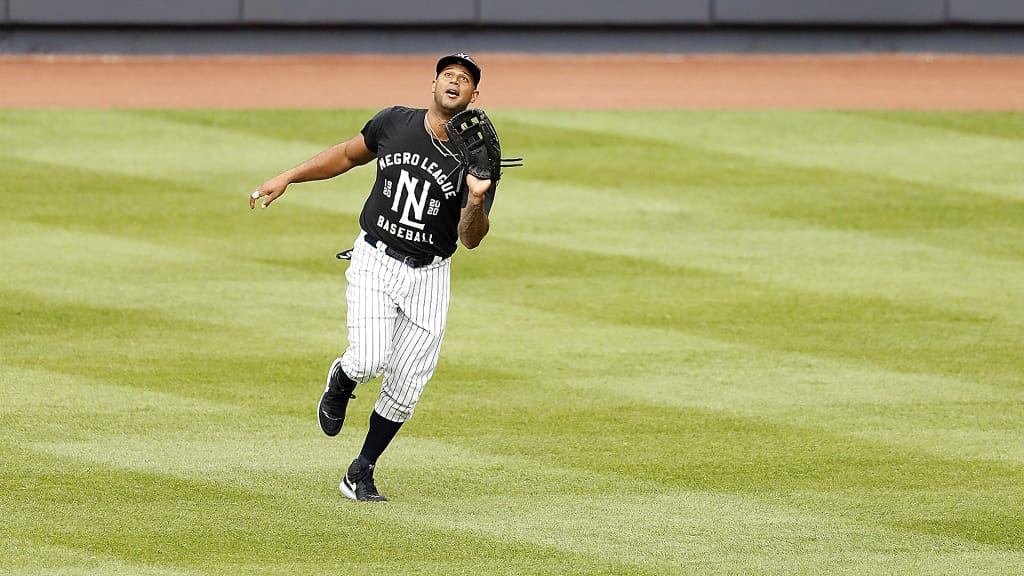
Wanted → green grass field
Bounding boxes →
[2,108,1023,575]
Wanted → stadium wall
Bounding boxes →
[1,0,1023,54]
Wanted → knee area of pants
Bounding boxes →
[340,358,383,384]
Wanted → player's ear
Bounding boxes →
[431,79,437,93]
[470,90,479,104]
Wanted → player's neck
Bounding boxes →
[424,109,450,142]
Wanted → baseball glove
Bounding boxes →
[444,109,522,181]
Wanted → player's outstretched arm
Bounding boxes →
[458,174,491,249]
[250,134,376,209]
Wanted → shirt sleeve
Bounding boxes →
[360,107,395,154]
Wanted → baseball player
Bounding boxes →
[250,53,496,502]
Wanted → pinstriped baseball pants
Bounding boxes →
[339,231,451,422]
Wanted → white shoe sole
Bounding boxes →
[339,477,358,500]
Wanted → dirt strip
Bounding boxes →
[1,53,1022,109]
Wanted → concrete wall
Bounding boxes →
[714,0,946,25]
[9,0,241,24]
[950,0,1024,24]
[4,0,1024,26]
[480,0,711,25]
[242,0,476,25]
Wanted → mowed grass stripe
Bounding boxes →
[6,121,1015,391]
[2,110,1022,575]
[7,359,1018,500]
[503,109,1024,200]
[4,376,658,572]
[7,215,1018,443]
[0,155,366,262]
[0,109,361,184]
[0,225,346,352]
[500,110,1024,261]
[6,305,1020,565]
[19,368,1021,560]
[5,419,1023,574]
[6,407,1023,572]
[440,299,1024,465]
[3,454,616,575]
[498,114,1024,252]
[497,180,1024,330]
[456,237,1023,389]
[5,377,1022,572]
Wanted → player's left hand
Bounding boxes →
[466,173,491,204]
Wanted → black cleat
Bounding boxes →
[339,457,387,502]
[317,358,356,437]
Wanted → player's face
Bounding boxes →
[432,64,478,114]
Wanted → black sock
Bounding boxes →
[359,410,404,464]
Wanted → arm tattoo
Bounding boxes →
[458,199,490,249]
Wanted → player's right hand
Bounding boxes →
[465,173,492,204]
[250,178,288,209]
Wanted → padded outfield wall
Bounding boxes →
[2,0,1024,25]
[1,0,1023,54]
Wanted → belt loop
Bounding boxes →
[362,231,442,268]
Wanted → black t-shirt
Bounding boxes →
[359,106,496,259]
